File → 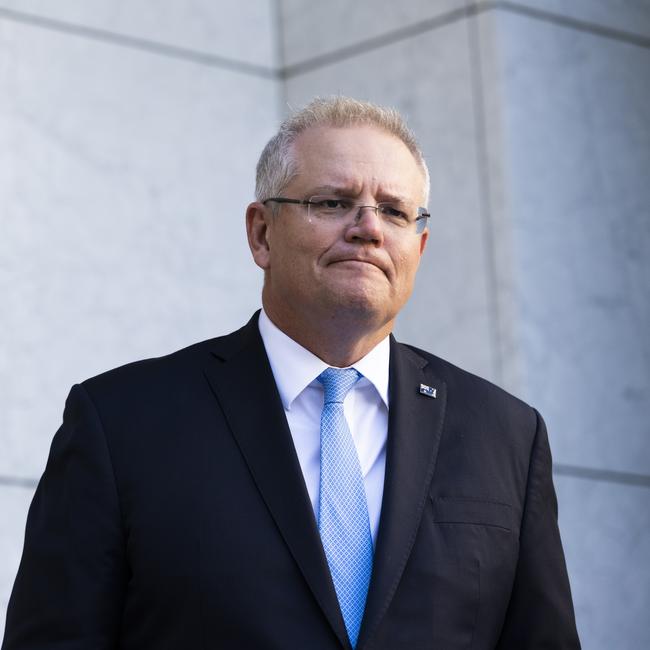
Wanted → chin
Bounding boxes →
[322,284,389,321]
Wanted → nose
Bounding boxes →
[344,205,384,245]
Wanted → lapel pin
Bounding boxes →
[419,384,437,398]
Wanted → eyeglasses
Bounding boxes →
[262,195,430,235]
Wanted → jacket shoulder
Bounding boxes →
[397,341,537,423]
[81,316,258,398]
[82,337,214,396]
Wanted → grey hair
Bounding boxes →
[255,96,430,206]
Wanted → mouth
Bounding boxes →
[329,258,387,276]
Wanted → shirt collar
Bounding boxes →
[258,309,390,411]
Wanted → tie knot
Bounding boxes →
[317,367,361,404]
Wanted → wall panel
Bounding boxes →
[490,11,650,474]
[556,475,650,648]
[0,0,278,68]
[0,18,278,480]
[0,485,36,642]
[280,0,466,67]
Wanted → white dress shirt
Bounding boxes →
[258,309,389,546]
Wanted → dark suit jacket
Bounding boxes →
[3,313,580,649]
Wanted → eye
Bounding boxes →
[310,196,353,212]
[379,204,409,222]
[324,199,345,209]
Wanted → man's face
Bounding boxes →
[250,124,428,333]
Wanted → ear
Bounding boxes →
[246,201,272,270]
[419,228,428,256]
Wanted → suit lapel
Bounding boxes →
[358,338,447,649]
[202,315,350,649]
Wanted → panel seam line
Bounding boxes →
[1,3,647,79]
[0,6,279,79]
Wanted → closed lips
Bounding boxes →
[330,257,385,270]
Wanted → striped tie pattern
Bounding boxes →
[317,367,373,648]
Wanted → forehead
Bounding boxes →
[290,125,425,202]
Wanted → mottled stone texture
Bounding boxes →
[481,0,650,39]
[555,475,650,650]
[0,487,34,627]
[0,0,279,67]
[479,7,650,646]
[279,0,466,66]
[0,4,280,640]
[1,0,648,646]
[494,11,650,475]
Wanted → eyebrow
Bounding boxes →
[306,184,356,196]
[306,185,411,204]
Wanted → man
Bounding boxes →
[3,97,580,649]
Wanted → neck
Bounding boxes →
[262,300,393,368]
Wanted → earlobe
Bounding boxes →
[246,202,272,270]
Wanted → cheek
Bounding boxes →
[283,234,331,271]
[394,245,419,274]
[395,249,423,293]
[269,237,320,285]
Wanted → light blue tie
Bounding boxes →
[317,367,373,649]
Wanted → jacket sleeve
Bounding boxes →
[496,409,581,649]
[2,384,127,649]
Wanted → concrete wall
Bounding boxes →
[2,1,649,647]
[482,2,650,470]
[480,5,650,647]
[0,0,282,637]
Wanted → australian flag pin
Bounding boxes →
[419,384,437,398]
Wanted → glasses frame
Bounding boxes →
[263,196,430,235]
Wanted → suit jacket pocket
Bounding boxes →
[433,496,514,532]
[430,495,520,646]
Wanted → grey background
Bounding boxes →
[1,1,649,647]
